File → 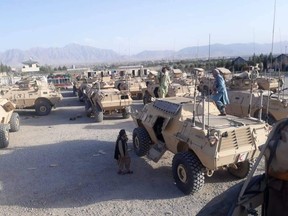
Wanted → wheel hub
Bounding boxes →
[4,130,8,141]
[177,164,187,183]
[15,118,19,127]
[134,137,140,149]
[40,106,47,112]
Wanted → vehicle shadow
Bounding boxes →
[0,140,184,209]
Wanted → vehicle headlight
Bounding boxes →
[208,130,219,146]
[282,99,288,108]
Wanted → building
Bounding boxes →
[116,65,148,77]
[21,59,40,73]
[273,54,288,71]
[232,57,248,72]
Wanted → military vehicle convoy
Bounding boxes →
[0,78,63,116]
[0,98,20,149]
[84,79,133,122]
[132,96,270,195]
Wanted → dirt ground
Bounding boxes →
[0,90,266,216]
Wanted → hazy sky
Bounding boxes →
[0,0,287,54]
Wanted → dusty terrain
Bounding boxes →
[0,91,266,216]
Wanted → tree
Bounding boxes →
[0,63,11,72]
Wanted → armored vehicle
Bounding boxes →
[226,74,288,125]
[0,98,20,149]
[132,96,270,195]
[197,67,232,95]
[226,88,288,125]
[256,76,283,92]
[0,78,62,116]
[171,69,194,86]
[197,118,288,216]
[114,77,146,100]
[142,82,194,104]
[84,80,133,122]
[76,77,101,101]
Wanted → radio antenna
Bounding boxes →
[265,0,277,123]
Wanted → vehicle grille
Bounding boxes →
[219,127,253,151]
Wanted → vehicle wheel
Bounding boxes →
[143,92,151,105]
[85,99,92,111]
[228,160,254,179]
[122,107,131,119]
[137,93,143,100]
[172,152,205,195]
[9,112,20,132]
[0,125,9,149]
[95,111,103,123]
[35,101,52,116]
[78,91,84,102]
[117,83,122,91]
[133,127,151,156]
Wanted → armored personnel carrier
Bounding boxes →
[197,118,288,216]
[76,76,101,102]
[197,67,232,95]
[84,79,133,122]
[114,77,145,100]
[170,69,194,86]
[256,76,283,92]
[132,96,270,195]
[226,73,287,125]
[0,78,62,116]
[0,98,20,149]
[142,82,195,104]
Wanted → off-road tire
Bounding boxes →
[228,160,254,179]
[122,107,131,119]
[85,99,92,115]
[172,152,205,195]
[143,92,151,105]
[35,100,52,116]
[78,91,84,102]
[0,125,9,149]
[117,83,122,91]
[95,111,103,122]
[9,112,20,132]
[137,93,143,100]
[133,127,151,157]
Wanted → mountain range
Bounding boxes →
[0,42,287,67]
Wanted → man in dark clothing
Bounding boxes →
[114,129,133,175]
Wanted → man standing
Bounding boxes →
[211,68,230,116]
[114,129,133,175]
[158,67,171,98]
